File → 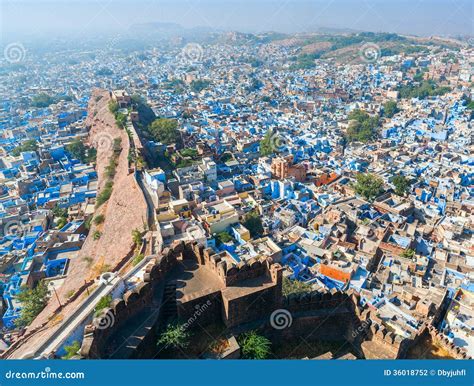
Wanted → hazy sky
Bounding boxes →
[1,0,473,41]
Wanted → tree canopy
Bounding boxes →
[149,118,179,145]
[243,211,264,238]
[353,173,384,201]
[346,109,379,143]
[190,79,211,93]
[15,281,49,327]
[398,80,450,99]
[282,277,313,297]
[260,130,275,156]
[66,139,96,163]
[11,139,38,156]
[392,174,411,196]
[383,101,399,118]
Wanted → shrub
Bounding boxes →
[239,331,271,359]
[95,295,112,315]
[62,341,81,359]
[93,215,105,225]
[133,253,145,266]
[157,323,190,350]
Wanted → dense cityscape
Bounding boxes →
[0,29,473,361]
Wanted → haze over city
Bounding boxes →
[1,0,473,41]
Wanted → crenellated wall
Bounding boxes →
[80,241,468,360]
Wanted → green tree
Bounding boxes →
[260,131,275,156]
[11,139,38,156]
[62,341,81,359]
[398,80,450,99]
[346,109,379,143]
[15,281,50,327]
[239,331,271,359]
[215,231,233,245]
[52,204,68,218]
[66,139,86,162]
[66,139,96,163]
[392,174,410,196]
[383,101,399,118]
[353,173,384,201]
[243,211,264,238]
[149,118,179,145]
[131,94,156,127]
[56,217,67,229]
[401,248,416,258]
[282,277,313,296]
[190,79,211,93]
[31,93,56,108]
[157,323,191,350]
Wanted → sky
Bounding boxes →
[1,0,473,41]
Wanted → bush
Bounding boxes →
[282,277,313,296]
[353,173,384,201]
[157,323,190,350]
[96,181,113,207]
[133,253,145,266]
[346,109,379,143]
[95,295,112,315]
[239,331,271,359]
[243,211,264,238]
[148,118,179,145]
[56,217,67,230]
[62,341,81,359]
[11,139,38,156]
[93,231,102,240]
[93,215,105,225]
